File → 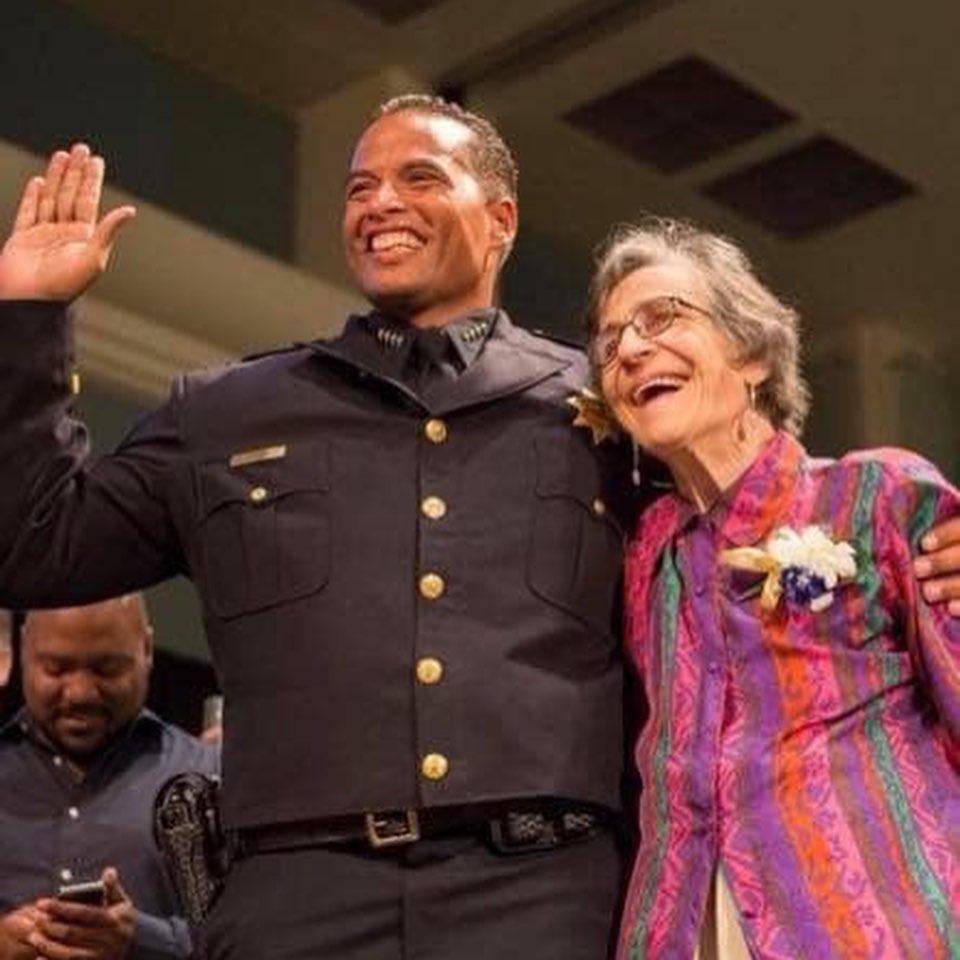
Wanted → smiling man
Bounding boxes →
[0,95,958,960]
[190,97,632,960]
[0,596,217,960]
[343,106,516,327]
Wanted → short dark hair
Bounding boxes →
[373,94,518,203]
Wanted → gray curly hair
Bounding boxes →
[587,217,810,435]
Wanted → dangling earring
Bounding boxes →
[747,381,757,411]
[631,440,642,488]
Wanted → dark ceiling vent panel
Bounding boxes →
[703,136,916,238]
[344,0,445,24]
[564,55,794,173]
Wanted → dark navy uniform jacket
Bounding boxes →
[0,302,641,831]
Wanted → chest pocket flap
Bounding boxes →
[196,441,331,619]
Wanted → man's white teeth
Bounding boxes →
[370,230,423,252]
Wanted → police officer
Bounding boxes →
[0,96,959,960]
[0,95,631,960]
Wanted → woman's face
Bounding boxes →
[598,258,765,458]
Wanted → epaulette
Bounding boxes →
[239,342,309,363]
[529,328,587,352]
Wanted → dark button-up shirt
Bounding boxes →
[0,709,218,959]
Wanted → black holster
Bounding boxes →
[153,772,228,928]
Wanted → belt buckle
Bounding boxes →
[364,809,421,848]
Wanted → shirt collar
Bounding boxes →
[0,707,163,749]
[670,430,806,547]
[363,307,500,373]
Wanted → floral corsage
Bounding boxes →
[721,525,857,612]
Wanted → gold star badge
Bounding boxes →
[567,388,618,445]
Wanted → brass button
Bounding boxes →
[421,753,449,781]
[419,573,445,600]
[424,419,448,444]
[421,496,447,520]
[592,497,607,516]
[249,486,268,503]
[416,657,444,685]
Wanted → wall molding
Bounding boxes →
[76,297,232,402]
[1,137,365,404]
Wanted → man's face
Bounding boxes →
[343,110,516,327]
[22,601,152,759]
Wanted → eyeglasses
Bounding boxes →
[590,295,712,368]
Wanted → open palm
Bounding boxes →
[0,143,135,301]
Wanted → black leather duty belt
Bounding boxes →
[231,803,602,859]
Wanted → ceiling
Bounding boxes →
[58,0,960,357]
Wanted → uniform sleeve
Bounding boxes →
[877,452,960,751]
[0,300,186,608]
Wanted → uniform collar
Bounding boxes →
[364,307,499,373]
[307,309,573,416]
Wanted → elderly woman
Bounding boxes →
[589,219,960,960]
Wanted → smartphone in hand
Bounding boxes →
[56,879,106,906]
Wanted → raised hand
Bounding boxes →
[0,143,136,302]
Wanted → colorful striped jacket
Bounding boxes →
[618,431,960,959]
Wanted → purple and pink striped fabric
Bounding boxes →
[618,431,960,959]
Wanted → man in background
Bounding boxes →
[0,595,218,960]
